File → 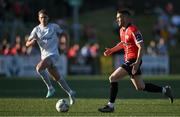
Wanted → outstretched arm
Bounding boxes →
[104,42,123,56]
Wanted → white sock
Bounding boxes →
[162,87,166,94]
[48,86,54,90]
[108,102,114,108]
[38,70,53,89]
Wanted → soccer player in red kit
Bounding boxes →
[98,10,174,112]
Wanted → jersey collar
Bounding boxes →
[122,23,132,30]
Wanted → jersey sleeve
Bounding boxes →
[54,24,63,34]
[28,27,37,41]
[131,26,143,44]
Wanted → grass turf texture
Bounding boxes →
[0,75,180,116]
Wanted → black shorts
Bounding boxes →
[121,59,142,76]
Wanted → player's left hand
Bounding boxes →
[130,62,139,75]
[104,48,112,56]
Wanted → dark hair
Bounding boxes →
[38,9,48,16]
[117,9,131,16]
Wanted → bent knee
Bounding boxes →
[109,75,119,82]
[36,65,42,73]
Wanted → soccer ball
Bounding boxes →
[56,99,69,112]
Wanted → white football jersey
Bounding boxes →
[29,23,63,60]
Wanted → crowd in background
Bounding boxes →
[0,0,180,74]
[0,34,38,56]
[147,2,180,56]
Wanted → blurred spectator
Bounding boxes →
[90,43,100,58]
[1,38,9,55]
[20,45,27,55]
[147,40,157,56]
[15,35,21,43]
[10,43,20,55]
[154,6,169,25]
[153,2,180,53]
[81,43,90,58]
[168,23,178,47]
[80,43,91,65]
[10,35,22,55]
[157,37,168,55]
[160,26,169,42]
[59,35,68,54]
[24,34,29,42]
[90,43,100,74]
[153,18,169,41]
[157,9,169,27]
[171,15,180,27]
[2,44,11,55]
[1,38,8,50]
[67,44,80,59]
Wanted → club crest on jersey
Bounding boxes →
[125,35,129,39]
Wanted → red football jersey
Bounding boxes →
[119,24,143,61]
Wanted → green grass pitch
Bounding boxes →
[0,75,180,116]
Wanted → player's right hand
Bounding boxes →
[26,38,36,47]
[104,48,112,56]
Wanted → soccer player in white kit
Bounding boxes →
[26,9,75,105]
